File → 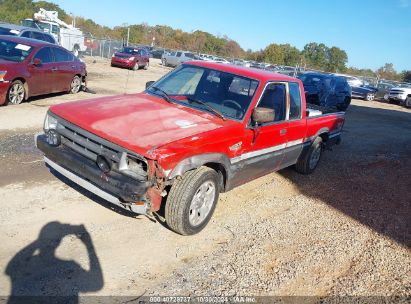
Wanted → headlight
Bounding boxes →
[128,56,135,61]
[44,113,58,131]
[0,71,7,82]
[118,152,146,180]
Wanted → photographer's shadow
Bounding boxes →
[5,222,104,304]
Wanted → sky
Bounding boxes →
[48,0,411,71]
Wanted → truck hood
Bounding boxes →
[50,93,230,157]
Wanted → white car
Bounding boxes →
[161,51,195,67]
[388,86,411,106]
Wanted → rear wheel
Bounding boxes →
[162,58,167,66]
[365,93,375,101]
[7,80,25,105]
[133,62,139,71]
[165,167,219,235]
[143,62,149,70]
[70,76,82,94]
[295,137,323,175]
[405,96,411,108]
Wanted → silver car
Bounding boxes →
[161,51,195,67]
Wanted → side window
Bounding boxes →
[20,31,32,38]
[32,31,46,42]
[34,47,53,63]
[44,34,55,44]
[176,52,182,57]
[257,83,286,122]
[53,48,72,62]
[289,82,302,120]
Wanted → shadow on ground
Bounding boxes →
[5,222,104,304]
[280,104,411,248]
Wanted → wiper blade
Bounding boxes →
[150,86,173,103]
[186,97,225,120]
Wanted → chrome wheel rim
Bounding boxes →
[189,181,216,226]
[9,83,24,104]
[71,77,81,93]
[309,145,321,170]
[366,94,374,101]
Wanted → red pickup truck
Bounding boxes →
[36,61,345,235]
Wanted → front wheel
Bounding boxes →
[7,80,25,105]
[295,137,323,175]
[143,62,149,70]
[365,93,375,101]
[162,58,167,66]
[405,97,411,108]
[133,62,139,71]
[165,167,219,235]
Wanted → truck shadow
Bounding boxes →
[279,104,411,249]
[5,222,104,304]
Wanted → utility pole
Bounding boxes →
[127,27,130,46]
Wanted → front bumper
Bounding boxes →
[0,82,10,105]
[36,133,151,214]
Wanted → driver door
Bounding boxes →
[27,47,55,96]
[232,82,289,184]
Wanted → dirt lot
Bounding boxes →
[0,58,410,300]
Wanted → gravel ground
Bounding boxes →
[0,59,410,299]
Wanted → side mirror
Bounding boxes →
[32,58,42,66]
[146,81,155,89]
[252,107,275,124]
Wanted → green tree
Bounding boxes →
[400,70,411,83]
[281,44,301,66]
[263,43,285,64]
[327,46,348,73]
[302,42,329,70]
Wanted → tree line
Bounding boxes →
[0,0,409,82]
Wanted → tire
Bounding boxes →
[133,62,139,71]
[143,62,149,70]
[7,80,25,105]
[295,137,323,175]
[337,97,351,111]
[70,75,82,94]
[383,94,389,101]
[405,97,411,108]
[365,93,374,101]
[162,58,167,66]
[165,166,219,235]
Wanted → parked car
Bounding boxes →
[161,51,195,67]
[337,74,377,101]
[111,46,150,70]
[388,85,411,106]
[375,82,394,101]
[213,57,230,64]
[0,35,87,106]
[150,48,165,59]
[298,72,351,111]
[36,61,345,235]
[0,23,57,44]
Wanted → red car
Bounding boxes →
[0,35,87,106]
[36,61,345,235]
[111,47,150,70]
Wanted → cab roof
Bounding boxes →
[186,60,299,83]
[0,35,51,47]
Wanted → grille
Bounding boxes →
[53,118,147,172]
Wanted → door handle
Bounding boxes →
[51,67,58,72]
[71,65,76,69]
[280,129,287,135]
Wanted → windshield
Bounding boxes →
[121,47,140,55]
[147,65,259,120]
[0,39,33,62]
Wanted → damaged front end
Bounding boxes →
[36,112,166,215]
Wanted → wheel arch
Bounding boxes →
[168,153,232,192]
[10,77,29,100]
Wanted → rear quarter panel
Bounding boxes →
[306,112,345,141]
